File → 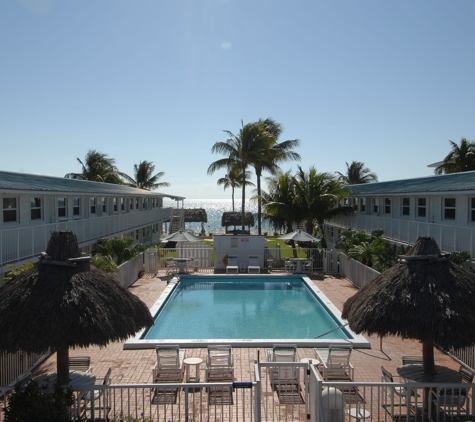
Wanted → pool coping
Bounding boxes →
[124,274,371,349]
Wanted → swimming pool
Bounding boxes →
[125,275,369,349]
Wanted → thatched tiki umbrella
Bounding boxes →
[0,231,153,384]
[342,236,475,376]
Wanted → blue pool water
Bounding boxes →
[142,277,352,341]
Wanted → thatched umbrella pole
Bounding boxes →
[57,348,69,385]
[423,338,435,375]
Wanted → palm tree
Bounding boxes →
[122,161,170,190]
[435,138,475,174]
[292,166,354,246]
[251,118,301,235]
[260,169,298,234]
[347,238,386,268]
[336,161,378,185]
[208,121,269,231]
[93,236,146,265]
[64,150,125,184]
[217,166,254,212]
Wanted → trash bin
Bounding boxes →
[321,387,345,422]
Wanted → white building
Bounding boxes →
[325,171,475,257]
[0,170,185,279]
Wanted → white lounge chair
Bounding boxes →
[248,255,260,274]
[152,345,186,382]
[266,344,300,387]
[226,255,239,274]
[206,345,234,405]
[205,345,234,382]
[314,345,354,381]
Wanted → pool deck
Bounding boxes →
[34,270,460,385]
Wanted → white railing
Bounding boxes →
[156,247,214,271]
[328,215,475,257]
[264,248,325,271]
[2,356,474,421]
[0,208,172,267]
[0,381,257,422]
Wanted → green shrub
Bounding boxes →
[3,379,73,422]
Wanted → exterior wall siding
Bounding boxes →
[328,193,475,257]
[0,206,173,269]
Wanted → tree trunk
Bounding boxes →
[56,347,69,385]
[422,338,435,375]
[241,172,246,232]
[257,174,262,235]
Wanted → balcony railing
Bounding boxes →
[0,208,172,267]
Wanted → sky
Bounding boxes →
[1,0,474,200]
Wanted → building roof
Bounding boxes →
[221,212,255,227]
[183,208,208,223]
[0,170,185,199]
[346,171,475,196]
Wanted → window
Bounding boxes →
[417,198,426,218]
[360,198,366,213]
[444,198,456,220]
[120,198,125,212]
[373,198,379,214]
[90,198,96,214]
[402,198,410,216]
[3,198,17,222]
[58,197,67,218]
[135,230,139,240]
[384,198,391,214]
[30,197,42,220]
[73,198,80,216]
[101,197,107,213]
[143,198,147,209]
[113,198,117,213]
[135,198,139,210]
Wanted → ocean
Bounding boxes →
[163,198,271,234]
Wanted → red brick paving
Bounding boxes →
[34,271,460,385]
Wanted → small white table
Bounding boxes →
[300,357,320,366]
[348,407,371,420]
[289,258,309,273]
[184,357,203,382]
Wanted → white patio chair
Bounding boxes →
[284,258,296,273]
[381,365,417,420]
[303,258,313,274]
[69,356,92,373]
[248,255,260,274]
[431,365,475,417]
[80,367,112,418]
[226,255,239,274]
[314,345,354,381]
